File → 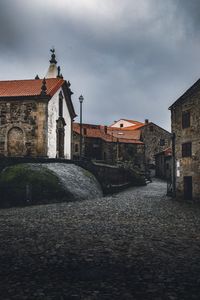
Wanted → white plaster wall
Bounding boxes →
[47,87,72,159]
[111,119,136,128]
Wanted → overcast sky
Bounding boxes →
[0,0,200,131]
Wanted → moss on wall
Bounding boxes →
[0,164,72,207]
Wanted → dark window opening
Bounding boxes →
[182,142,192,157]
[75,144,79,153]
[59,92,63,117]
[182,111,190,129]
[120,123,123,128]
[150,125,153,132]
[83,128,87,135]
[160,139,165,146]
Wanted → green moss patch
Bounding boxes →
[0,164,73,208]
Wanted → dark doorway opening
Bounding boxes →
[184,176,193,200]
[56,118,66,158]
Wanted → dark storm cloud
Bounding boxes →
[0,0,200,130]
[176,0,200,32]
[0,0,21,50]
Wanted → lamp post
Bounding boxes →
[79,95,84,160]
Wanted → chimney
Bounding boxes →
[145,119,149,125]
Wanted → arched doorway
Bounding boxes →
[7,127,24,156]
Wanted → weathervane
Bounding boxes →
[50,47,57,64]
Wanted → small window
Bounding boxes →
[75,144,79,153]
[149,125,153,132]
[182,142,192,157]
[160,139,165,146]
[182,111,190,129]
[120,123,123,128]
[83,128,87,135]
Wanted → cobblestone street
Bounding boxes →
[1,179,200,299]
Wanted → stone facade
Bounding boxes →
[0,100,47,157]
[140,122,171,166]
[169,79,200,200]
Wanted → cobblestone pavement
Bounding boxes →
[1,179,200,300]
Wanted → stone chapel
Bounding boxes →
[0,50,76,158]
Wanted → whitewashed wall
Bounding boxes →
[111,119,136,128]
[47,87,72,159]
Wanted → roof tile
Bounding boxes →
[0,78,65,98]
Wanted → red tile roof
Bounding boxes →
[0,78,65,98]
[110,119,144,127]
[73,123,144,145]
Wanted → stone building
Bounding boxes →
[155,148,172,180]
[0,50,76,158]
[73,119,171,172]
[72,123,145,168]
[110,119,172,167]
[169,78,200,200]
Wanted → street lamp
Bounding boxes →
[79,95,84,160]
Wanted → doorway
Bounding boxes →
[184,176,193,200]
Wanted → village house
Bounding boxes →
[72,122,145,168]
[169,78,200,200]
[0,50,76,159]
[110,119,172,168]
[72,118,171,175]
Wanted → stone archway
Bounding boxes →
[7,127,24,157]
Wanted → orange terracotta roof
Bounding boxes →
[110,119,144,127]
[122,119,144,125]
[73,123,144,145]
[0,78,65,98]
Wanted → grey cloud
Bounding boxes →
[0,0,200,131]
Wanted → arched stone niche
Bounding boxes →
[7,127,25,157]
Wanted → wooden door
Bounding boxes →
[184,176,193,200]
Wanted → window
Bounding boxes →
[120,123,123,128]
[160,139,165,146]
[83,128,87,135]
[149,125,153,132]
[59,91,63,117]
[75,144,79,153]
[182,111,190,129]
[182,142,192,157]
